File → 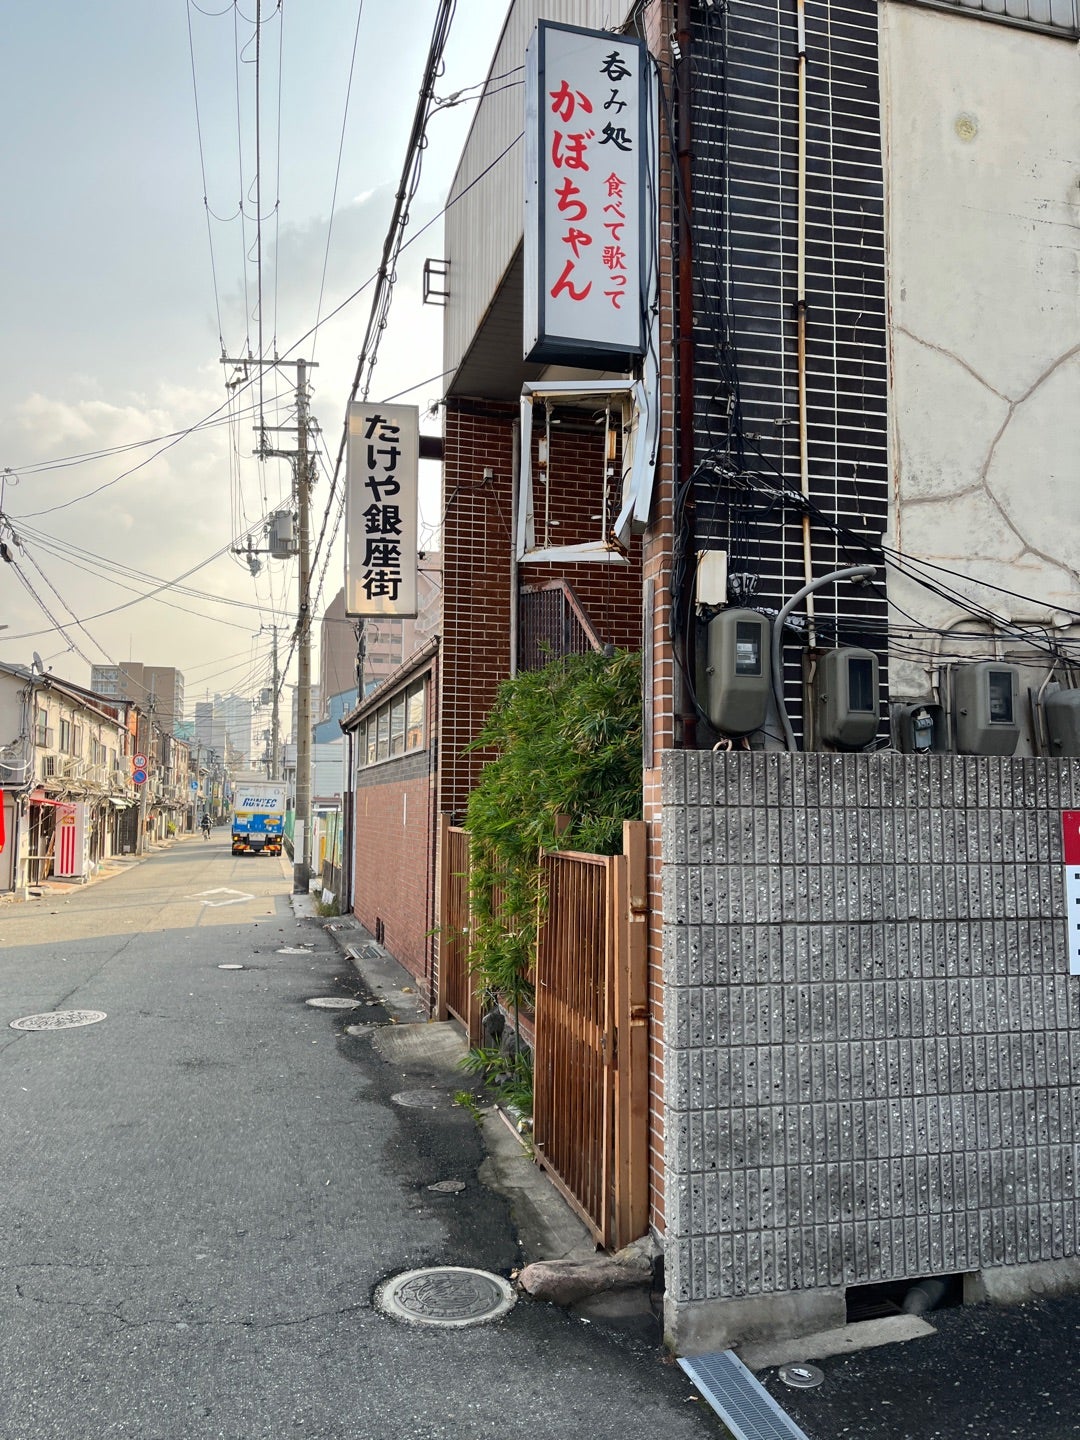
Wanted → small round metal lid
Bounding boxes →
[10,1010,107,1031]
[305,997,358,1009]
[377,1267,515,1328]
[778,1363,824,1389]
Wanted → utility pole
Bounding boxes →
[293,358,313,895]
[222,354,318,895]
[261,623,282,781]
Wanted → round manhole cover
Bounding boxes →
[218,964,245,970]
[10,1010,107,1032]
[377,1267,515,1327]
[392,1090,452,1110]
[428,1180,466,1194]
[778,1364,824,1389]
[306,997,358,1010]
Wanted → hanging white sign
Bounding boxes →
[345,403,419,618]
[524,21,648,369]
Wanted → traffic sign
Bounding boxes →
[133,769,147,785]
[133,753,147,769]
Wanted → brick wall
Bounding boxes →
[662,749,1080,1350]
[438,400,643,821]
[438,401,517,822]
[353,753,437,998]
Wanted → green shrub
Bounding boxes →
[464,649,642,1004]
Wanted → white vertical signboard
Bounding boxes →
[345,402,419,619]
[524,21,648,369]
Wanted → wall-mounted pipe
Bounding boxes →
[772,565,877,752]
[794,0,815,646]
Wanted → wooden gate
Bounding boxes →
[532,821,649,1250]
[436,817,479,1040]
[436,815,649,1249]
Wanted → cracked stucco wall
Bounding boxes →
[880,6,1080,709]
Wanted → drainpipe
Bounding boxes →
[341,725,354,914]
[510,424,520,678]
[794,0,816,646]
[675,0,697,748]
[772,565,877,752]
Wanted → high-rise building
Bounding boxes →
[192,694,254,767]
[318,559,442,715]
[90,663,185,735]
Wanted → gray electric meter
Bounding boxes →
[704,609,771,735]
[816,647,879,747]
[952,662,1020,755]
[1044,688,1080,757]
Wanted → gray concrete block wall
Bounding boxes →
[661,751,1080,1348]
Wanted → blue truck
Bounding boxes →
[230,782,287,856]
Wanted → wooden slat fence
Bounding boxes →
[437,813,649,1250]
[533,848,615,1242]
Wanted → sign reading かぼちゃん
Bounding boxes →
[524,21,649,369]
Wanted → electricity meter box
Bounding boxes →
[952,662,1020,756]
[703,609,771,735]
[816,648,879,748]
[895,702,947,754]
[1044,689,1080,757]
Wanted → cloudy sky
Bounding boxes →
[0,0,510,715]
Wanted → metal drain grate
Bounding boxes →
[679,1352,813,1440]
[345,942,383,963]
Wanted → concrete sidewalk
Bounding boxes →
[304,905,603,1271]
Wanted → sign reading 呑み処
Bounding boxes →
[524,21,650,370]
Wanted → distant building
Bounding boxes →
[193,694,254,768]
[90,663,184,736]
[319,559,442,717]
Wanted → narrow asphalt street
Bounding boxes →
[0,838,719,1440]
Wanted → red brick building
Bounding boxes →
[340,641,439,996]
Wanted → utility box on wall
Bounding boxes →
[816,648,879,748]
[895,702,947,754]
[1044,688,1080,757]
[953,662,1020,756]
[703,609,771,736]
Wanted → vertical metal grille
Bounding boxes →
[518,581,603,672]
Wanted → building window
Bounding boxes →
[59,718,73,754]
[406,680,425,750]
[355,673,429,767]
[34,708,49,745]
[389,695,406,757]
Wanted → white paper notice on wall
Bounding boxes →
[1063,811,1080,975]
